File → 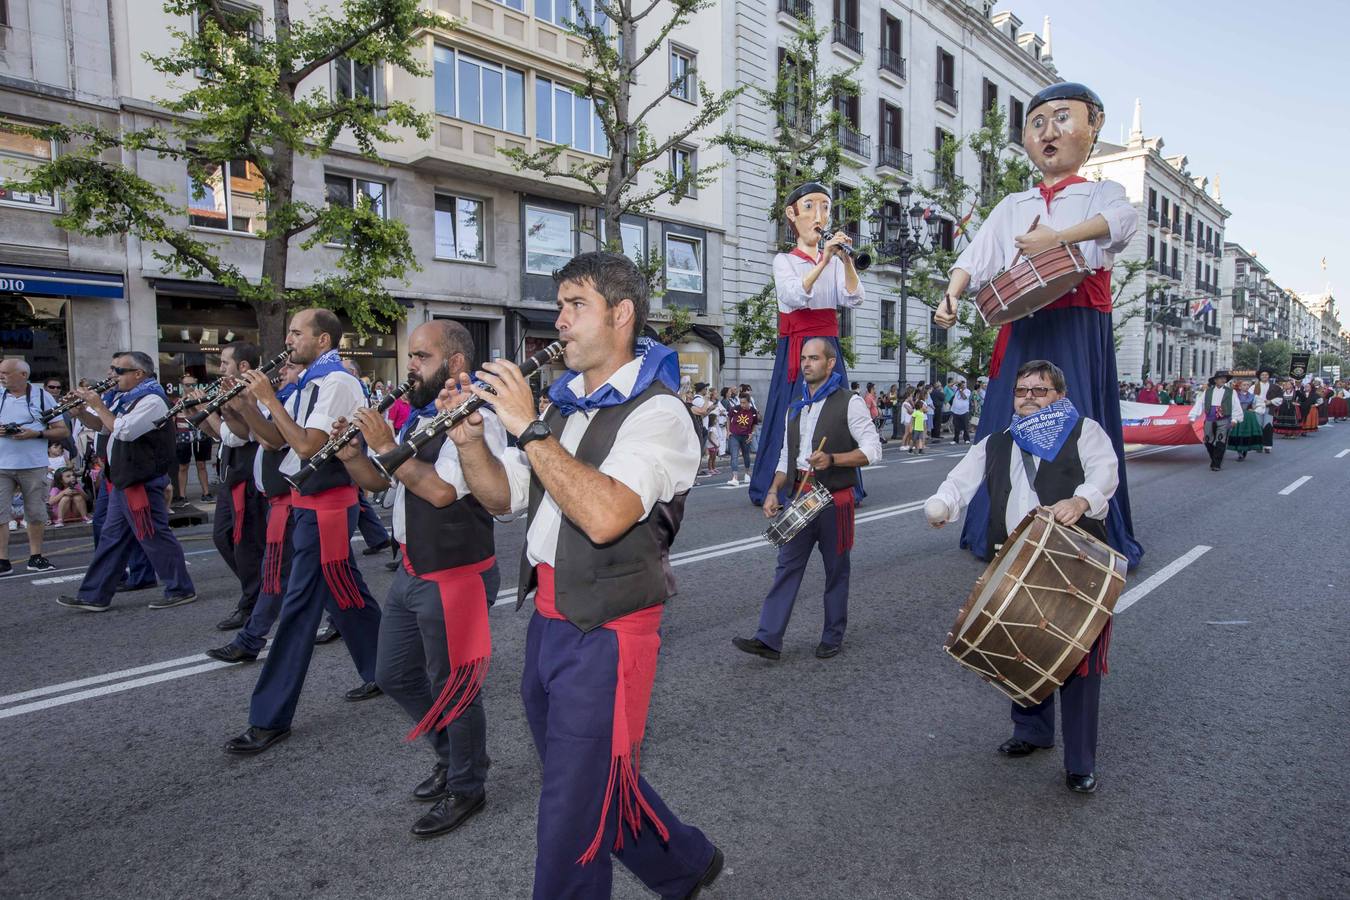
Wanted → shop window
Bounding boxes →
[0,119,57,210]
[535,77,608,154]
[524,205,575,275]
[664,234,703,294]
[0,295,68,386]
[434,193,487,262]
[187,159,266,233]
[434,46,525,135]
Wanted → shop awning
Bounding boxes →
[643,322,726,368]
[0,264,123,299]
[514,305,559,330]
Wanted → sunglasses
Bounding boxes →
[1013,386,1055,398]
[110,366,137,375]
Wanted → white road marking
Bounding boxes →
[0,653,215,705]
[1206,620,1250,626]
[1278,476,1312,496]
[861,464,887,471]
[899,458,932,464]
[1124,445,1184,460]
[1114,545,1211,615]
[6,546,219,582]
[30,574,84,586]
[1336,449,1349,458]
[0,660,242,720]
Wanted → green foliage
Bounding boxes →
[651,303,694,346]
[1111,258,1158,352]
[879,330,901,354]
[839,335,857,369]
[1232,338,1293,377]
[732,283,779,359]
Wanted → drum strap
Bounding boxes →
[1019,448,1041,500]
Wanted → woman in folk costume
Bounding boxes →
[935,82,1143,567]
[748,182,864,506]
[1226,377,1263,460]
[1274,378,1303,437]
[1301,381,1322,433]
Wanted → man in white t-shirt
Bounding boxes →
[0,358,67,575]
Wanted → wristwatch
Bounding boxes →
[516,419,551,450]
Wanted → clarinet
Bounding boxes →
[39,376,116,425]
[285,378,412,489]
[152,380,224,429]
[186,350,290,427]
[373,341,564,479]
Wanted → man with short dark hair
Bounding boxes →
[0,358,67,575]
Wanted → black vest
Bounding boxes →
[982,418,1107,559]
[108,395,176,489]
[292,382,354,497]
[785,388,861,494]
[220,437,259,487]
[516,382,687,633]
[403,431,495,572]
[259,445,292,498]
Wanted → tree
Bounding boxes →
[12,0,441,352]
[1110,258,1156,353]
[1233,338,1292,376]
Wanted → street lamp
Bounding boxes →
[872,185,940,389]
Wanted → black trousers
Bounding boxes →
[212,480,267,612]
[951,412,971,443]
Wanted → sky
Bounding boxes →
[1009,0,1350,321]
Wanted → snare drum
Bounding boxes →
[764,481,834,547]
[943,508,1126,707]
[975,243,1090,327]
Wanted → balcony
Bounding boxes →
[778,0,811,21]
[777,103,819,134]
[935,81,958,109]
[1160,213,1171,232]
[837,121,871,158]
[1147,207,1159,224]
[1184,229,1194,244]
[1008,122,1023,146]
[833,21,863,54]
[1205,324,1222,337]
[877,145,912,174]
[880,48,907,80]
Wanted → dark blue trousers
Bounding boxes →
[356,492,389,549]
[1010,671,1101,776]
[92,477,155,587]
[79,476,193,605]
[212,482,267,613]
[231,516,293,656]
[521,612,714,899]
[375,565,498,794]
[754,502,850,652]
[247,504,381,730]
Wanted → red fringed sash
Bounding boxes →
[533,564,668,865]
[262,494,292,596]
[291,484,364,609]
[1076,617,1111,678]
[111,483,155,540]
[777,307,839,383]
[230,481,247,544]
[830,487,855,555]
[404,554,496,741]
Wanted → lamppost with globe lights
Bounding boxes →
[872,185,942,389]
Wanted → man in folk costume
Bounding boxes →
[1250,368,1284,454]
[334,320,506,839]
[925,360,1118,794]
[223,309,384,755]
[58,352,196,611]
[748,181,864,507]
[732,338,882,661]
[1188,370,1243,471]
[447,252,722,898]
[935,82,1142,568]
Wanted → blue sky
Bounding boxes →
[1009,0,1350,319]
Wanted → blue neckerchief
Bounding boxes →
[789,370,845,417]
[399,400,438,441]
[110,378,168,415]
[275,383,297,404]
[290,350,346,417]
[101,388,120,408]
[547,338,680,417]
[1010,398,1080,461]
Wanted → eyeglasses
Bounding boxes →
[45,384,61,391]
[1013,386,1055,398]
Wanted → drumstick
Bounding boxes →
[791,437,828,502]
[1009,214,1041,266]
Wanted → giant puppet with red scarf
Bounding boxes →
[935,82,1143,568]
[747,182,864,506]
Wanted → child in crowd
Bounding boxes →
[47,468,92,527]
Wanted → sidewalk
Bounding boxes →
[37,496,214,542]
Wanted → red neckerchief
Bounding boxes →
[789,246,819,264]
[1036,174,1088,210]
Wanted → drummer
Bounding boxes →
[924,359,1117,794]
[732,338,881,661]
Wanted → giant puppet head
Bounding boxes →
[1024,82,1105,182]
[783,181,832,249]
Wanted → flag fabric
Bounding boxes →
[1190,297,1214,318]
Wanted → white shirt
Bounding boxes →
[0,384,56,469]
[928,417,1119,537]
[110,392,169,443]
[775,392,883,474]
[950,389,971,415]
[773,251,865,314]
[389,409,508,544]
[1251,381,1284,414]
[951,179,1137,288]
[1187,389,1244,426]
[504,358,701,567]
[279,370,365,476]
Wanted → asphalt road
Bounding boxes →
[2,429,1347,899]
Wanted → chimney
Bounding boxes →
[1129,98,1143,146]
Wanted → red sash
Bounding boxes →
[230,481,247,544]
[988,267,1112,379]
[533,564,668,864]
[262,494,292,596]
[110,483,154,540]
[404,553,496,741]
[1077,618,1110,678]
[290,484,364,609]
[796,469,856,555]
[778,308,839,383]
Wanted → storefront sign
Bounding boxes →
[0,264,123,299]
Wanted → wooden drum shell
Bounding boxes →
[974,244,1090,327]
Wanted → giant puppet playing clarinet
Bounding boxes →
[935,82,1143,568]
[747,182,864,506]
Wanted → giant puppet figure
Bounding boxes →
[935,82,1143,567]
[748,182,865,505]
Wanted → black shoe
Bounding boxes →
[314,623,341,644]
[148,592,197,610]
[200,493,214,503]
[814,642,841,659]
[206,644,258,663]
[385,550,403,572]
[216,607,250,631]
[1210,465,1221,471]
[171,497,190,508]
[57,594,110,612]
[0,559,12,577]
[224,726,290,755]
[685,847,724,899]
[362,541,392,556]
[413,763,449,802]
[411,791,486,838]
[1066,772,1098,793]
[998,738,1050,757]
[731,636,780,660]
[26,554,56,572]
[115,579,158,593]
[344,681,382,702]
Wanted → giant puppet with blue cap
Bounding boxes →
[747,181,865,506]
[933,81,1143,568]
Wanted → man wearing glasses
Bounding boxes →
[0,359,68,576]
[923,359,1117,795]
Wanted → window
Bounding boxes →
[937,217,955,252]
[536,0,607,31]
[524,205,574,275]
[1148,187,1157,211]
[670,145,696,198]
[0,2,8,27]
[834,91,861,129]
[0,120,56,210]
[1146,236,1155,261]
[1008,97,1024,143]
[335,56,378,102]
[934,127,955,184]
[600,218,647,264]
[832,183,859,243]
[670,46,696,103]
[535,77,608,155]
[434,194,486,262]
[193,2,262,79]
[665,234,704,293]
[187,159,265,233]
[881,13,901,51]
[936,48,957,106]
[434,47,525,135]
[879,101,902,150]
[982,79,998,114]
[325,173,387,219]
[881,299,896,359]
[492,0,524,9]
